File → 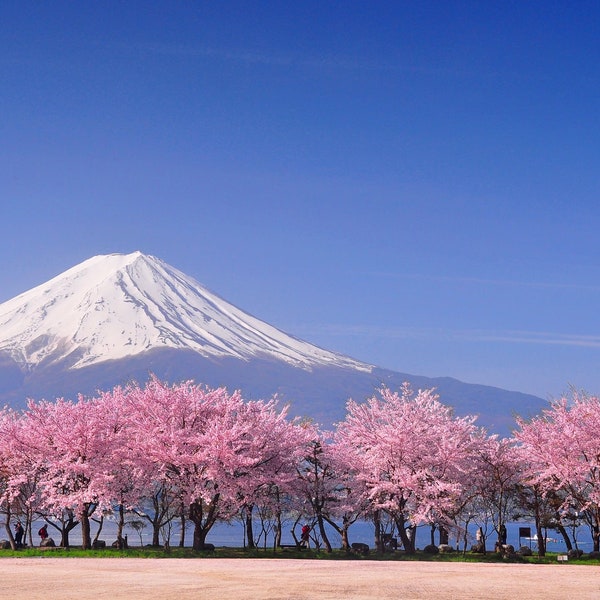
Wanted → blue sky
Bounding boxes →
[2,1,600,399]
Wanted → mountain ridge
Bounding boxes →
[0,252,547,434]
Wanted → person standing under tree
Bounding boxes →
[301,524,310,548]
[14,522,24,548]
[38,524,48,544]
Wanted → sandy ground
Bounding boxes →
[1,557,599,599]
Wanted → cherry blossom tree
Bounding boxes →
[0,405,61,548]
[122,377,310,551]
[515,392,600,552]
[6,374,526,556]
[293,430,369,552]
[512,467,554,556]
[1,376,316,551]
[465,436,521,552]
[120,378,227,550]
[294,437,336,552]
[130,479,181,547]
[335,384,480,553]
[22,394,128,549]
[0,407,22,549]
[231,400,312,549]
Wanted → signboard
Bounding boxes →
[519,527,531,538]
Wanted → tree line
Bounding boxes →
[1,376,599,555]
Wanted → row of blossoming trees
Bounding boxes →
[1,376,599,555]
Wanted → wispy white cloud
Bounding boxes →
[296,323,600,348]
[374,271,600,292]
[471,330,600,348]
[103,41,284,66]
[104,41,463,75]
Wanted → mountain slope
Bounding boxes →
[0,252,370,372]
[0,252,547,434]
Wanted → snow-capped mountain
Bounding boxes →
[0,252,371,373]
[0,252,546,434]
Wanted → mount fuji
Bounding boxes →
[0,252,546,433]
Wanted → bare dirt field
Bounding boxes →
[1,557,599,599]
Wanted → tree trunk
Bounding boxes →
[58,513,79,547]
[373,511,383,554]
[316,512,332,553]
[406,524,417,553]
[149,519,160,546]
[462,522,469,554]
[178,510,186,548]
[533,503,546,557]
[4,518,16,551]
[81,508,92,550]
[555,522,573,551]
[395,515,415,554]
[323,515,350,552]
[24,507,34,548]
[92,514,104,546]
[341,525,350,551]
[26,518,33,548]
[274,512,282,549]
[534,521,546,556]
[439,526,449,545]
[497,521,507,546]
[291,514,302,547]
[80,502,98,550]
[114,505,128,549]
[192,524,209,550]
[116,503,125,545]
[245,508,255,549]
[189,495,219,551]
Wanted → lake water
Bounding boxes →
[20,517,593,553]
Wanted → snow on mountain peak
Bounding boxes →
[0,252,372,373]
